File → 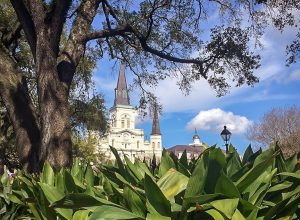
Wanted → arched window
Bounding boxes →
[121,120,125,128]
[152,142,155,148]
[157,142,160,148]
[137,141,139,148]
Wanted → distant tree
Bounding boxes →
[151,154,157,174]
[72,131,105,166]
[1,0,299,172]
[0,103,20,174]
[247,106,300,157]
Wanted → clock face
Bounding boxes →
[123,132,130,140]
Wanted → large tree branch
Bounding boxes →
[58,0,101,88]
[48,0,72,55]
[10,0,36,56]
[27,0,44,32]
[83,25,133,42]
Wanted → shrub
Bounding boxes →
[0,144,299,219]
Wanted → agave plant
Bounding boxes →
[0,144,299,220]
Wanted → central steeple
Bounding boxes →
[114,63,130,106]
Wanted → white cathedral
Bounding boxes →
[91,64,163,162]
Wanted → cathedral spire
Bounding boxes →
[114,63,130,106]
[151,104,161,135]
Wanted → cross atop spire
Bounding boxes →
[193,128,200,140]
[151,104,161,135]
[114,63,130,106]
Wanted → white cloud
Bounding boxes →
[186,108,252,134]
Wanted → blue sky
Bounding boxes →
[91,23,300,155]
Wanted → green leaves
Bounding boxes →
[158,149,176,177]
[144,173,171,217]
[89,205,143,220]
[1,144,300,219]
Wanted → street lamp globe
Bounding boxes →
[220,125,231,153]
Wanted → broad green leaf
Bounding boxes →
[215,171,240,198]
[39,183,73,220]
[157,168,188,200]
[124,186,146,218]
[124,155,143,181]
[73,210,89,220]
[232,209,246,220]
[264,193,300,220]
[205,148,226,194]
[109,146,128,180]
[248,169,277,205]
[64,170,79,193]
[41,161,55,186]
[56,171,65,193]
[28,202,43,220]
[158,149,176,177]
[282,184,300,200]
[144,173,171,216]
[50,193,104,208]
[227,152,242,178]
[253,147,275,167]
[275,151,288,174]
[182,151,209,211]
[146,213,171,220]
[278,171,300,179]
[239,199,258,219]
[210,198,239,219]
[88,205,143,220]
[39,183,64,203]
[177,162,191,177]
[285,154,297,172]
[267,181,293,193]
[184,193,226,205]
[242,145,254,165]
[246,209,258,220]
[84,165,94,186]
[179,150,189,169]
[7,194,23,205]
[136,160,154,178]
[236,153,275,193]
[206,209,225,220]
[114,172,145,195]
[71,158,83,182]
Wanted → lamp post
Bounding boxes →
[220,126,231,154]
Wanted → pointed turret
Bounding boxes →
[114,63,130,106]
[191,128,201,146]
[151,104,161,135]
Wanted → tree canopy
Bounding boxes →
[0,0,299,171]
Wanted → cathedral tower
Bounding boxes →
[150,104,162,156]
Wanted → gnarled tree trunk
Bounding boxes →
[36,48,72,169]
[0,46,40,172]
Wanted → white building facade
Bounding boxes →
[93,64,163,162]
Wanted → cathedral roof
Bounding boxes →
[151,104,161,135]
[167,145,204,154]
[114,63,130,106]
